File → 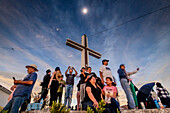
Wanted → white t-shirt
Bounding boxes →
[99,65,114,82]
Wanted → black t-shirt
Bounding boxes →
[66,74,76,85]
[80,73,88,84]
[41,74,51,88]
[84,82,102,102]
[86,72,97,78]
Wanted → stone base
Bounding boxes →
[23,108,170,113]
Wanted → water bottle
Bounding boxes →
[39,99,43,110]
[154,99,160,108]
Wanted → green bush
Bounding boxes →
[86,100,106,113]
[50,101,70,113]
[86,106,94,113]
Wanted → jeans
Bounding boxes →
[64,84,73,108]
[80,83,86,103]
[120,78,135,109]
[2,96,26,113]
[82,101,97,113]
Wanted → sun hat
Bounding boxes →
[26,64,38,71]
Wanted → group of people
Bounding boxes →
[1,59,170,113]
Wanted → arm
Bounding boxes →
[99,71,104,84]
[86,87,99,108]
[48,72,55,88]
[10,85,17,91]
[65,66,70,75]
[99,66,105,84]
[101,93,103,100]
[110,92,117,98]
[101,87,105,96]
[14,80,33,85]
[61,81,66,87]
[73,67,78,76]
[127,70,138,76]
[85,75,89,82]
[14,73,37,86]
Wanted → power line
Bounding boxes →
[89,4,170,37]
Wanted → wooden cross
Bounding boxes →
[66,34,101,69]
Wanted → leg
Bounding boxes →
[20,97,31,113]
[49,88,54,106]
[56,92,59,103]
[53,81,59,103]
[68,85,73,108]
[82,101,97,113]
[58,92,62,103]
[10,96,26,113]
[1,98,13,112]
[120,79,135,109]
[38,88,48,103]
[111,98,121,113]
[80,83,86,103]
[77,91,80,110]
[64,85,69,106]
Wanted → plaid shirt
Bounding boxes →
[156,87,170,98]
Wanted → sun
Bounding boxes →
[82,8,88,14]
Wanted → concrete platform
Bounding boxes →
[23,108,170,113]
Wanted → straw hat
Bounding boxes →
[26,64,38,71]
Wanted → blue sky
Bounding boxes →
[0,0,170,106]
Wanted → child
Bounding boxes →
[103,77,121,113]
[57,75,66,103]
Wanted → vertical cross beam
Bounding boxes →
[66,34,101,70]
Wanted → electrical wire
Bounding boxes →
[89,4,170,37]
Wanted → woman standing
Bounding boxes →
[48,67,61,107]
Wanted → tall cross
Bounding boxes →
[66,34,101,69]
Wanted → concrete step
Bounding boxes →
[23,108,170,113]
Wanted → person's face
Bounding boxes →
[82,68,85,72]
[121,65,125,70]
[90,76,96,83]
[48,72,51,75]
[103,61,108,65]
[106,78,112,85]
[69,69,73,74]
[87,68,91,73]
[27,67,35,74]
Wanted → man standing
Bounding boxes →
[64,66,78,108]
[38,69,51,107]
[117,64,139,109]
[87,67,97,78]
[57,75,66,103]
[1,64,38,113]
[99,59,116,85]
[79,67,88,103]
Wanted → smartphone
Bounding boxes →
[13,77,15,80]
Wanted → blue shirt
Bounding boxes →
[13,72,37,98]
[117,69,128,80]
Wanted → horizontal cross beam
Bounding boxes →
[66,39,101,59]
